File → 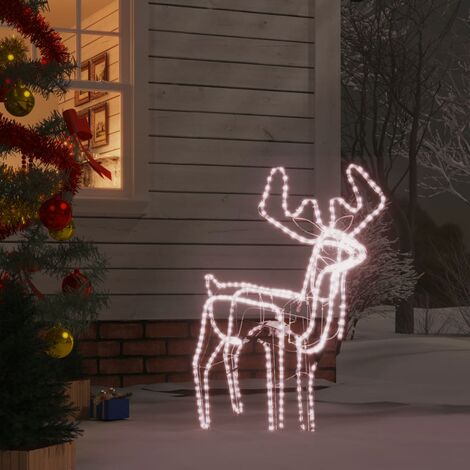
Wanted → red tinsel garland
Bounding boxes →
[0,1,69,64]
[0,1,79,240]
[0,114,81,239]
[0,115,81,192]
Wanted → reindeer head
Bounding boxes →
[258,164,386,337]
[258,164,385,245]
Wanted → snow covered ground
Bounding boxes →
[77,314,470,470]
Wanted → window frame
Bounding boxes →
[70,0,149,215]
[2,0,149,215]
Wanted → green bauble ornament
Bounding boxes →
[4,84,35,117]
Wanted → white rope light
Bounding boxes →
[193,164,386,431]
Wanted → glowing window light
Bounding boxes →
[193,164,386,431]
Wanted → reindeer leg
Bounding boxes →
[223,299,243,415]
[277,323,285,430]
[202,340,224,429]
[296,343,306,431]
[193,299,212,429]
[259,340,276,431]
[232,343,244,413]
[224,342,244,415]
[307,361,317,432]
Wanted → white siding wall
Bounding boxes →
[75,0,340,319]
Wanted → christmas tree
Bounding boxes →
[0,281,80,450]
[0,0,109,450]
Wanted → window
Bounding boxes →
[47,0,124,191]
[1,1,148,210]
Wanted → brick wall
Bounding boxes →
[78,320,337,388]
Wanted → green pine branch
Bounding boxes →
[0,37,28,66]
[0,224,109,332]
[0,60,75,97]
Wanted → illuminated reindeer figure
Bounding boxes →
[193,164,386,431]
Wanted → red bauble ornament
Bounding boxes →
[39,195,72,232]
[62,269,93,297]
[0,273,12,301]
[0,272,10,290]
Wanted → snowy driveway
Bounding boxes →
[77,324,470,470]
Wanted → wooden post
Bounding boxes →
[313,0,341,211]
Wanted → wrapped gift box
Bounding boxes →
[92,397,129,421]
[90,388,131,421]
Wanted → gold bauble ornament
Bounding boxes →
[49,221,75,241]
[44,326,74,359]
[7,53,15,61]
[4,84,35,117]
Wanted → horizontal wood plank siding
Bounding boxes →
[75,219,309,245]
[150,84,314,117]
[148,1,313,17]
[149,4,313,42]
[79,0,318,320]
[150,139,314,166]
[149,58,314,92]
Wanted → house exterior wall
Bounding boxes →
[78,319,337,387]
[76,0,341,384]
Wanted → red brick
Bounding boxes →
[238,338,253,353]
[210,362,225,374]
[238,321,260,337]
[318,351,336,369]
[78,341,121,358]
[77,323,98,340]
[122,374,166,387]
[146,321,189,338]
[82,358,98,375]
[239,354,266,371]
[100,358,143,374]
[324,338,338,353]
[166,372,193,383]
[100,322,144,339]
[122,340,166,356]
[285,368,297,378]
[146,357,189,373]
[91,375,121,388]
[190,321,203,338]
[192,321,259,341]
[284,353,298,369]
[256,370,274,379]
[317,368,336,382]
[254,340,271,354]
[211,371,225,380]
[239,353,297,372]
[167,339,196,356]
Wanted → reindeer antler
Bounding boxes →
[328,164,386,236]
[258,167,324,245]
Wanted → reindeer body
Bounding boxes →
[193,165,385,431]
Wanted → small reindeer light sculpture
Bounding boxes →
[193,164,386,431]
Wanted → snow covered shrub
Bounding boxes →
[346,211,418,339]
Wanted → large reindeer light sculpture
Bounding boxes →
[193,164,386,431]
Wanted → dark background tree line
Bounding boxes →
[342,0,470,333]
